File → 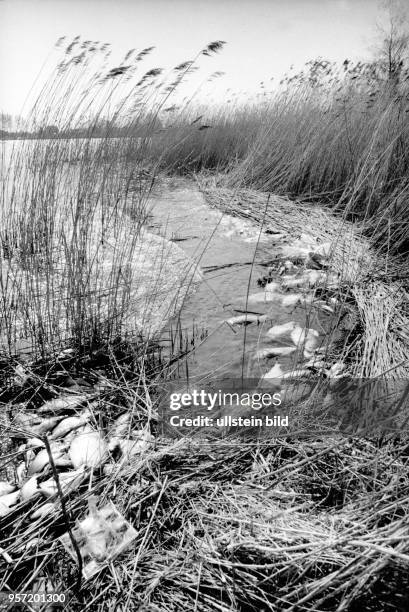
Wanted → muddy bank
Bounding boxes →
[200,180,409,379]
[147,179,349,383]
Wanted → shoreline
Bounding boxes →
[200,177,409,378]
[1,176,409,611]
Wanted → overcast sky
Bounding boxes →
[0,0,388,116]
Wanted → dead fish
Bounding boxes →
[0,490,20,517]
[264,281,281,294]
[280,245,311,259]
[226,314,267,326]
[16,463,27,485]
[60,427,86,446]
[108,415,134,452]
[13,412,42,431]
[280,277,304,290]
[39,468,86,498]
[119,429,154,459]
[265,283,283,302]
[290,327,319,350]
[31,416,63,437]
[247,291,281,304]
[73,423,94,436]
[300,295,333,313]
[260,363,284,383]
[49,409,91,440]
[282,270,325,290]
[282,369,312,380]
[279,260,297,275]
[0,482,16,497]
[307,270,327,285]
[254,346,296,359]
[15,444,35,467]
[313,300,334,313]
[20,475,41,502]
[56,455,73,468]
[109,413,132,440]
[305,340,319,357]
[27,452,48,476]
[289,326,320,359]
[27,444,66,476]
[30,502,56,520]
[38,482,60,499]
[26,437,45,449]
[266,321,297,340]
[26,448,36,466]
[69,431,108,469]
[281,294,302,308]
[37,393,89,414]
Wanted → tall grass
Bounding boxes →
[1,40,409,612]
[0,37,224,357]
[153,58,409,255]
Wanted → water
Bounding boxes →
[1,140,326,375]
[149,180,323,382]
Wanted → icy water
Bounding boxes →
[149,181,321,382]
[1,139,326,376]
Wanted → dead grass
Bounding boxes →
[1,38,409,612]
[0,37,222,358]
[1,350,408,612]
[200,181,409,380]
[152,58,409,257]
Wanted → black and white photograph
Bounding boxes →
[1,0,409,610]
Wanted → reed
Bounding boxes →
[1,347,408,611]
[1,37,408,612]
[152,58,409,255]
[0,38,224,358]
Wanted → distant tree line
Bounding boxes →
[0,117,163,141]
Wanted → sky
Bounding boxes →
[0,0,390,118]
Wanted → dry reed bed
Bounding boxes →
[154,56,409,257]
[0,37,224,356]
[201,182,409,379]
[0,213,200,350]
[1,36,409,611]
[1,180,407,610]
[0,236,408,609]
[2,375,409,612]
